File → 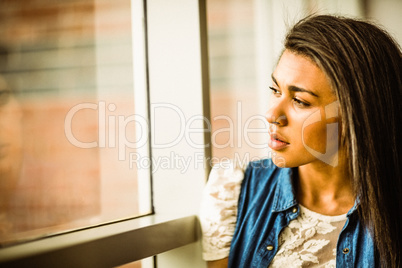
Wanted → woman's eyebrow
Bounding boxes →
[271,74,319,98]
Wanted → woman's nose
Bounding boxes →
[266,100,288,126]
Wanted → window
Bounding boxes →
[207,0,268,164]
[0,1,207,267]
[0,0,151,246]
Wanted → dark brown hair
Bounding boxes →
[285,15,402,267]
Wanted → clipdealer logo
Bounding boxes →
[302,101,339,167]
[64,101,269,161]
[64,100,340,169]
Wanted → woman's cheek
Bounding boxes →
[301,121,328,154]
[297,108,328,155]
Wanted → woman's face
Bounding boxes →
[266,50,340,168]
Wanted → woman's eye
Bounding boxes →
[293,98,310,108]
[269,87,280,95]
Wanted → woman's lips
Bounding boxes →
[268,133,289,150]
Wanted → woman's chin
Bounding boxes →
[270,153,288,168]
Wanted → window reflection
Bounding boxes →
[0,75,23,237]
[0,0,148,246]
[207,0,267,162]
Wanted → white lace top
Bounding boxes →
[199,162,347,267]
[199,161,245,261]
[271,205,346,268]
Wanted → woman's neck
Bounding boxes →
[296,158,354,216]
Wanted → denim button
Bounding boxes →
[267,245,274,251]
[343,248,350,254]
[292,207,298,213]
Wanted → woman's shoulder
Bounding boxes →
[204,160,246,199]
[205,158,281,195]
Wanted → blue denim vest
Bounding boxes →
[228,159,377,267]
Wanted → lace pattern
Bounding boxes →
[270,205,347,268]
[199,161,245,260]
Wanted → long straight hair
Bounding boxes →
[284,15,402,267]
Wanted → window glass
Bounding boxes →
[207,0,268,165]
[0,0,151,246]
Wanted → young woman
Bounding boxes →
[200,15,401,267]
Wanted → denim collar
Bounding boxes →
[347,197,360,217]
[271,166,359,216]
[272,167,298,212]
